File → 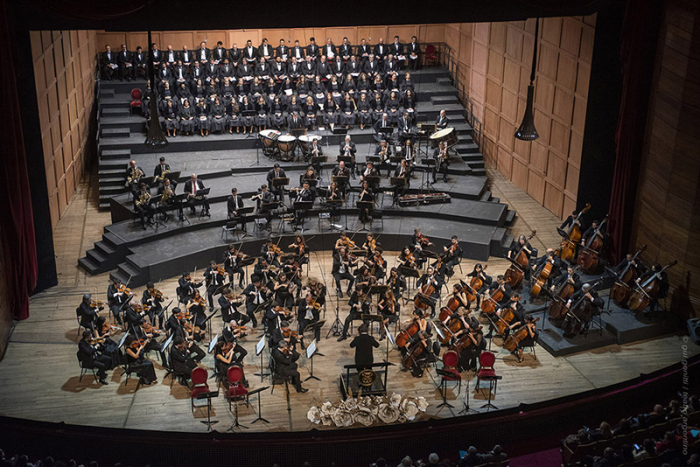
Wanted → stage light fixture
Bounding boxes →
[515,18,540,141]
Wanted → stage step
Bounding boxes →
[99,176,126,187]
[456,142,480,154]
[77,257,100,275]
[100,148,131,160]
[430,95,459,105]
[461,153,484,163]
[86,249,107,265]
[101,127,130,138]
[99,88,115,99]
[111,260,146,285]
[95,240,116,256]
[469,166,486,176]
[479,190,492,202]
[436,77,451,86]
[100,185,126,196]
[505,210,516,226]
[101,107,130,117]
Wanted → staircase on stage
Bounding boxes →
[80,67,517,288]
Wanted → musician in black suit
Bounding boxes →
[101,45,118,80]
[164,45,178,68]
[397,112,413,138]
[218,288,249,325]
[436,109,449,129]
[272,340,308,393]
[339,135,357,159]
[373,112,392,136]
[339,38,353,60]
[364,54,380,78]
[170,338,198,384]
[228,44,242,67]
[322,38,337,59]
[266,163,287,201]
[276,39,290,61]
[243,40,257,61]
[77,293,100,333]
[204,260,226,310]
[242,275,270,328]
[211,41,227,64]
[297,293,322,343]
[350,323,380,371]
[373,38,387,61]
[195,41,211,64]
[178,45,192,68]
[132,46,147,79]
[416,267,443,317]
[258,38,274,60]
[306,37,319,60]
[227,187,246,231]
[116,44,134,81]
[390,36,405,64]
[531,248,562,287]
[332,160,351,196]
[183,173,210,216]
[566,283,604,314]
[432,141,450,183]
[407,36,421,70]
[287,111,304,131]
[290,40,305,62]
[78,330,112,385]
[153,156,170,182]
[551,265,582,294]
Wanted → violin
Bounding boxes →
[416,233,432,247]
[627,260,677,312]
[216,265,227,275]
[283,328,299,339]
[174,310,192,321]
[117,284,133,295]
[273,305,293,318]
[269,244,283,255]
[504,230,537,289]
[130,338,147,349]
[141,322,161,335]
[556,203,591,261]
[90,300,104,309]
[183,321,205,338]
[149,289,167,301]
[609,245,647,306]
[341,236,357,249]
[577,216,608,273]
[503,318,539,353]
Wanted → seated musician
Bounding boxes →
[141,282,165,328]
[378,290,400,340]
[509,315,539,364]
[531,248,562,288]
[261,239,282,267]
[447,283,472,314]
[242,275,270,328]
[266,163,287,201]
[107,278,130,325]
[153,156,171,185]
[509,234,533,278]
[297,292,322,343]
[351,323,380,371]
[551,265,582,295]
[499,294,525,338]
[134,183,154,230]
[339,135,358,171]
[218,287,249,325]
[455,315,484,372]
[397,111,413,139]
[223,245,246,289]
[559,209,581,232]
[416,267,443,318]
[440,235,462,278]
[483,275,512,310]
[357,180,375,224]
[308,138,323,162]
[227,188,247,231]
[374,139,392,177]
[399,246,418,269]
[634,264,669,314]
[282,256,303,292]
[356,265,377,290]
[125,299,147,328]
[435,109,449,129]
[93,316,120,368]
[403,330,436,378]
[306,278,327,310]
[274,272,296,309]
[402,138,416,168]
[77,293,100,336]
[614,252,644,277]
[178,271,203,304]
[170,338,199,386]
[184,173,210,217]
[222,320,248,358]
[157,178,181,219]
[185,292,208,330]
[332,161,351,196]
[291,181,315,223]
[253,184,274,232]
[204,260,226,310]
[467,263,492,309]
[78,330,113,385]
[214,340,249,388]
[123,335,157,385]
[288,235,309,266]
[393,159,411,200]
[432,141,450,183]
[566,283,604,320]
[388,267,407,298]
[172,318,206,362]
[373,112,392,137]
[359,162,379,190]
[369,249,387,282]
[272,340,308,393]
[332,246,357,297]
[338,283,371,342]
[581,219,606,247]
[254,257,276,288]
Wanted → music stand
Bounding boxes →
[208,334,219,354]
[248,386,270,424]
[337,155,356,175]
[419,158,437,192]
[304,339,321,382]
[481,375,502,411]
[290,128,307,138]
[304,321,326,356]
[332,127,349,135]
[459,376,479,415]
[173,193,190,225]
[196,390,220,430]
[272,178,290,202]
[293,200,314,233]
[242,110,257,139]
[360,313,384,336]
[385,325,395,368]
[195,188,211,218]
[253,336,269,382]
[357,200,374,232]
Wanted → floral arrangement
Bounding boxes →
[307,394,429,427]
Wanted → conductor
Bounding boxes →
[350,323,380,371]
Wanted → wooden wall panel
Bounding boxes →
[445,17,595,219]
[31,30,97,230]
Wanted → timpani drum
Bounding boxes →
[297,134,323,153]
[259,129,281,149]
[429,127,458,148]
[277,135,297,160]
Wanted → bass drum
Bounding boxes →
[277,135,297,161]
[259,129,281,149]
[429,127,458,148]
[297,134,323,153]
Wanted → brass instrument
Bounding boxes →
[135,191,151,207]
[160,186,173,205]
[154,168,171,183]
[127,167,144,185]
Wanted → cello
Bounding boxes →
[627,260,677,312]
[547,266,582,320]
[469,265,488,293]
[395,319,421,348]
[577,217,608,273]
[414,276,437,311]
[556,203,591,262]
[504,317,540,353]
[562,280,603,337]
[504,230,537,289]
[481,284,505,315]
[609,245,647,306]
[495,295,522,335]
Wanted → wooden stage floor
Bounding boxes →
[0,169,697,434]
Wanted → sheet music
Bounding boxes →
[306,339,317,359]
[256,335,266,356]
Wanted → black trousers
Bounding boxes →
[85,355,112,379]
[342,309,364,336]
[188,343,206,363]
[334,271,355,291]
[299,317,321,342]
[278,364,302,390]
[245,302,260,327]
[187,196,210,213]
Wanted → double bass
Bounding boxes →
[504,318,540,353]
[547,266,582,320]
[577,217,608,273]
[504,230,537,289]
[609,245,647,306]
[627,260,677,312]
[530,256,554,298]
[562,280,602,337]
[556,203,591,261]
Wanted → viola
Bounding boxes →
[627,260,677,312]
[577,216,608,273]
[556,203,591,262]
[609,245,647,306]
[503,318,539,353]
[504,230,537,289]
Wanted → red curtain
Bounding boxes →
[0,0,37,320]
[607,0,663,263]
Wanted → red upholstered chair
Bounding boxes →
[424,44,439,67]
[227,365,248,405]
[129,88,142,115]
[190,367,210,412]
[437,350,462,408]
[476,351,499,410]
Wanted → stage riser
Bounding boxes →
[109,231,492,288]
